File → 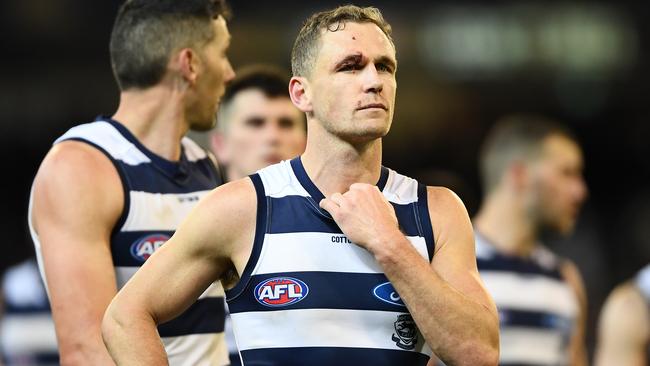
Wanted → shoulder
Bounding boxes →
[425,186,473,254]
[600,281,650,339]
[31,140,123,231]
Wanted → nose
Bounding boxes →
[574,176,588,203]
[263,121,282,146]
[224,59,235,83]
[362,64,383,94]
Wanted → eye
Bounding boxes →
[338,63,362,72]
[376,63,394,73]
[244,117,264,128]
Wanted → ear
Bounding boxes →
[507,160,530,192]
[210,131,230,165]
[173,48,201,86]
[289,76,313,113]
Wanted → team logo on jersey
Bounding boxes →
[129,234,170,262]
[392,314,418,350]
[373,282,406,307]
[254,277,309,307]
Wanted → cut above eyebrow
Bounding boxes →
[333,53,364,70]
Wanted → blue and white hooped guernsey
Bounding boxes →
[475,231,579,366]
[29,117,228,366]
[225,157,436,366]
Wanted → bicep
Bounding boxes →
[31,142,123,344]
[428,187,497,315]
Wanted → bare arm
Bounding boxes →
[595,283,649,366]
[102,179,256,365]
[320,185,499,366]
[561,260,588,366]
[31,141,123,365]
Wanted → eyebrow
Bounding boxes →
[332,53,397,72]
[333,53,364,70]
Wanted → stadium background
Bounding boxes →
[1,0,648,359]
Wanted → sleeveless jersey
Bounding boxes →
[1,259,59,365]
[29,118,228,366]
[225,157,436,366]
[475,231,578,366]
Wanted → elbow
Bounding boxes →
[101,299,125,351]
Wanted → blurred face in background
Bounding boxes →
[212,89,306,181]
[524,134,588,235]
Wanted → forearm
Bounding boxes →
[102,302,168,365]
[376,236,499,365]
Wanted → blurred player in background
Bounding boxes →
[1,258,58,365]
[473,115,588,365]
[595,263,650,365]
[28,0,234,364]
[211,64,306,183]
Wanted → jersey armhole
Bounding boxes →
[225,173,268,301]
[416,183,435,262]
[60,137,129,242]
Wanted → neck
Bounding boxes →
[474,189,538,257]
[112,85,188,161]
[300,122,383,197]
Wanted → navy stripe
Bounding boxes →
[499,308,573,331]
[267,195,424,237]
[226,174,268,300]
[477,257,563,281]
[4,303,51,314]
[118,159,219,194]
[228,272,407,314]
[158,297,226,337]
[416,183,435,261]
[3,352,60,365]
[240,347,429,366]
[111,230,175,267]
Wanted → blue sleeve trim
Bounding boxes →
[225,173,268,300]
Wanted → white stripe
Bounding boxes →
[254,233,428,275]
[121,190,211,231]
[382,169,419,205]
[499,327,567,365]
[162,333,229,366]
[55,121,150,165]
[258,161,310,198]
[231,308,432,355]
[115,266,224,300]
[0,314,58,353]
[479,271,578,319]
[181,136,208,162]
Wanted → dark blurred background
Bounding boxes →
[1,0,649,360]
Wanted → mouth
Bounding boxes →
[357,103,388,111]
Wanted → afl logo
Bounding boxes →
[254,277,309,307]
[130,234,170,262]
[373,282,405,307]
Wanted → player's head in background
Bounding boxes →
[479,114,588,235]
[211,65,306,181]
[110,0,235,131]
